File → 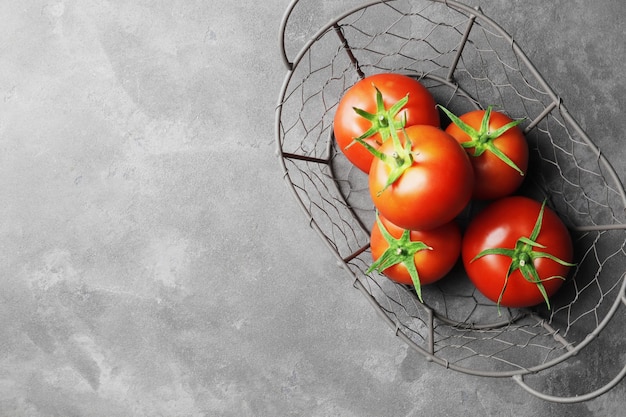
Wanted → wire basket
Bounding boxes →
[275,0,626,403]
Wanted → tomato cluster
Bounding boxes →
[333,73,575,311]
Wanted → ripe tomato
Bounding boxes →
[334,73,440,173]
[441,106,528,200]
[368,124,474,231]
[369,213,461,302]
[462,196,575,309]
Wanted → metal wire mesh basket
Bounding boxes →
[275,0,626,403]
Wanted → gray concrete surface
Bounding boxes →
[0,0,624,416]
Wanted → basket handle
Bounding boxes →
[512,288,626,403]
[278,0,301,70]
[278,0,385,70]
[513,362,626,404]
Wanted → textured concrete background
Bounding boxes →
[0,0,624,416]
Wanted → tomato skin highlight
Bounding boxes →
[444,109,528,200]
[462,196,574,308]
[370,215,461,286]
[334,73,440,173]
[368,125,474,231]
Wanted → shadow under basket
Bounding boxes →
[275,0,626,403]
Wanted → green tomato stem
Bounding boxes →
[367,212,432,302]
[376,120,414,195]
[345,86,416,193]
[438,104,525,176]
[346,85,408,149]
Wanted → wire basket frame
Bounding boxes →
[275,0,626,403]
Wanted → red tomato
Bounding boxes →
[368,124,474,231]
[334,73,440,173]
[441,106,528,200]
[462,196,574,309]
[369,214,461,301]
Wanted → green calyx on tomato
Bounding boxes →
[438,104,525,176]
[470,200,575,312]
[347,84,409,149]
[352,113,415,195]
[367,213,432,302]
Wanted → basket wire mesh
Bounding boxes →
[275,0,626,403]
